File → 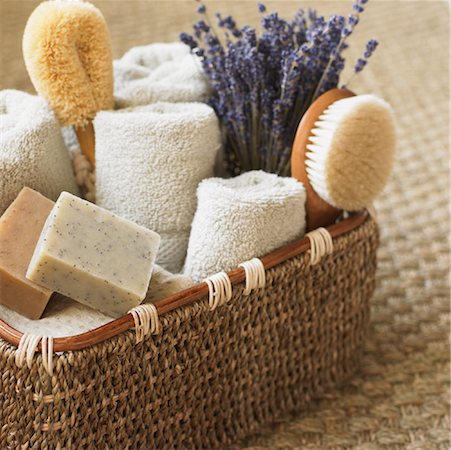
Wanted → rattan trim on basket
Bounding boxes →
[239,258,266,295]
[205,271,233,310]
[306,227,334,265]
[0,210,369,352]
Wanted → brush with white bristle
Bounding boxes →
[291,89,396,231]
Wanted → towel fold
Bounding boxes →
[184,171,307,283]
[0,264,192,337]
[146,264,192,303]
[113,42,211,108]
[0,90,79,214]
[94,101,221,273]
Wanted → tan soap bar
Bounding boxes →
[0,187,54,319]
[26,192,161,317]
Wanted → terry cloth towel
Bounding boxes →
[0,90,79,214]
[0,264,192,336]
[113,42,211,109]
[184,170,307,283]
[94,101,221,273]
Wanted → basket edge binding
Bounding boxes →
[0,210,370,353]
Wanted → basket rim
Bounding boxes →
[0,210,369,352]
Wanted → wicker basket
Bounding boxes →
[0,211,378,449]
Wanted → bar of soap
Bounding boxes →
[26,192,161,317]
[0,187,54,319]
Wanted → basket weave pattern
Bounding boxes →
[0,217,378,449]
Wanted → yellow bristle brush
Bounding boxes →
[291,88,396,231]
[23,0,114,167]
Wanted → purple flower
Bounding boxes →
[181,0,377,175]
[365,38,378,55]
[348,14,359,26]
[197,4,206,14]
[354,38,378,72]
[193,20,210,38]
[353,4,365,13]
[354,58,367,73]
[179,32,198,50]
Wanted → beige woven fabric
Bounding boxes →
[1,1,449,449]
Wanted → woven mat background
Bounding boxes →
[1,1,449,448]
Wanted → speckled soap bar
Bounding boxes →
[26,192,161,317]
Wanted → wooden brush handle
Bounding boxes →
[291,88,355,231]
[74,121,95,168]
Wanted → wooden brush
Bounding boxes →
[23,0,114,167]
[291,88,396,231]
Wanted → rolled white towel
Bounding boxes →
[184,171,307,283]
[114,42,211,109]
[94,101,221,273]
[0,90,79,214]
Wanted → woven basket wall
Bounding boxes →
[0,216,378,449]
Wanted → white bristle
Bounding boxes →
[305,161,327,181]
[308,135,331,147]
[310,128,330,137]
[313,120,335,130]
[306,168,329,202]
[306,150,328,164]
[306,143,325,154]
[305,97,354,206]
[307,144,330,162]
[305,158,325,172]
[306,171,327,189]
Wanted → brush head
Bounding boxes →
[307,94,396,211]
[22,0,114,127]
[291,88,355,230]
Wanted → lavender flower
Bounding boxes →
[364,38,378,58]
[179,32,197,50]
[354,58,367,73]
[181,0,378,175]
[343,38,378,88]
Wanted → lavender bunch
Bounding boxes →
[181,0,378,176]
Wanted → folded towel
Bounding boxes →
[94,101,221,273]
[146,264,192,303]
[0,264,192,337]
[0,90,78,214]
[114,42,211,109]
[184,171,307,283]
